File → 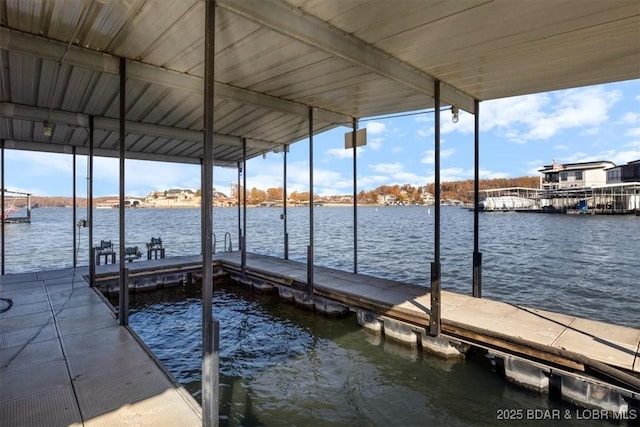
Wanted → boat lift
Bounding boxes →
[1,189,32,224]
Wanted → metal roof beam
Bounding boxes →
[1,139,205,165]
[0,27,350,125]
[0,102,286,152]
[218,0,476,114]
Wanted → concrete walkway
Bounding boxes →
[0,268,201,427]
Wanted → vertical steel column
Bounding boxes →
[283,146,289,259]
[118,57,128,327]
[73,146,77,268]
[241,138,247,276]
[352,118,358,274]
[237,161,241,251]
[307,106,314,295]
[473,99,482,298]
[88,116,95,286]
[1,140,4,275]
[429,81,442,336]
[202,1,219,425]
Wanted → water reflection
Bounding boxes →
[6,206,638,328]
[119,280,593,427]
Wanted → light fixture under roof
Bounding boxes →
[43,122,52,136]
[451,106,459,124]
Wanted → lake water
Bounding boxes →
[3,206,638,328]
[2,206,638,425]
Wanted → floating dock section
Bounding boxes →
[213,252,640,416]
[91,252,639,416]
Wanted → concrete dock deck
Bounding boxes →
[0,268,201,427]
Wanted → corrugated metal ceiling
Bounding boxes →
[1,0,638,165]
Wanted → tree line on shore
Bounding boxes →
[233,175,539,205]
[18,176,539,207]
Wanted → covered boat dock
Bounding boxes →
[1,1,639,426]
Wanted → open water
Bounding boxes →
[2,206,639,425]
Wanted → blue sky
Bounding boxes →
[4,79,639,198]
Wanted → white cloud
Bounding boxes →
[9,151,73,175]
[324,147,363,159]
[420,148,456,164]
[479,169,510,179]
[369,162,404,174]
[625,141,640,149]
[417,128,433,139]
[525,159,545,175]
[559,149,640,166]
[625,128,640,137]
[366,121,387,135]
[244,159,354,196]
[428,167,509,182]
[622,112,640,123]
[368,137,383,150]
[427,85,622,144]
[553,144,570,151]
[357,162,432,189]
[85,158,201,197]
[608,150,640,165]
[358,175,391,188]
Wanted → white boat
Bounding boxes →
[479,196,536,211]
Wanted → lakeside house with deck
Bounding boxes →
[480,159,640,213]
[539,160,614,191]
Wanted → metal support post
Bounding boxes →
[307,107,315,295]
[88,116,95,286]
[119,266,129,326]
[202,1,219,425]
[473,98,482,298]
[429,80,442,336]
[26,194,31,221]
[118,56,127,322]
[237,162,241,252]
[352,118,358,274]
[73,146,77,268]
[283,146,289,260]
[1,140,4,275]
[241,138,247,276]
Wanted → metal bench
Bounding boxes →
[146,237,165,260]
[123,246,142,262]
[95,240,115,265]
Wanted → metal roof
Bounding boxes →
[1,0,639,166]
[539,160,617,172]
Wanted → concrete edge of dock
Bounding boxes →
[0,268,202,427]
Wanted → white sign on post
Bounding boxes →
[344,128,367,149]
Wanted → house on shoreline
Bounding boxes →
[144,189,236,207]
[480,159,640,213]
